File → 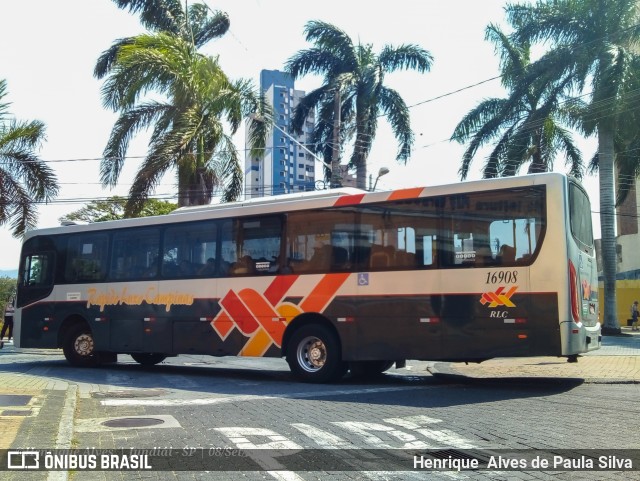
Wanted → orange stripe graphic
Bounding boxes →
[333,194,365,206]
[300,273,350,312]
[238,288,286,340]
[212,311,234,339]
[240,328,272,357]
[388,187,424,201]
[263,275,299,305]
[211,273,350,356]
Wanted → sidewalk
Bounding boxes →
[430,327,640,383]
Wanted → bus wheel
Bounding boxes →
[131,354,167,366]
[63,325,98,367]
[286,324,346,383]
[350,360,394,378]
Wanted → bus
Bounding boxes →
[14,172,601,382]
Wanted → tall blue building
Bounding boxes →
[244,70,316,198]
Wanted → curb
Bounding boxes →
[428,362,640,385]
[45,384,76,481]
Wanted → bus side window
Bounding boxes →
[231,255,255,275]
[475,246,494,266]
[65,235,109,282]
[497,244,516,265]
[331,246,349,270]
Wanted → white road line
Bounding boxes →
[385,415,476,448]
[214,428,306,481]
[332,421,431,449]
[100,385,427,406]
[290,423,353,449]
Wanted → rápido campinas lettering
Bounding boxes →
[87,286,194,312]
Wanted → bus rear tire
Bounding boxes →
[63,324,98,367]
[350,360,394,378]
[286,324,346,383]
[131,353,167,366]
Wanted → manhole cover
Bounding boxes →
[0,395,31,407]
[102,417,165,428]
[1,410,31,416]
[91,389,167,399]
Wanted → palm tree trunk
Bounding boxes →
[354,111,369,190]
[355,134,368,189]
[528,136,546,173]
[330,90,342,188]
[598,124,621,334]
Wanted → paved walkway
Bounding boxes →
[431,327,640,383]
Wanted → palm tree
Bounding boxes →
[452,24,584,180]
[507,0,640,334]
[0,79,58,236]
[285,20,433,189]
[96,2,270,214]
[97,33,270,213]
[95,0,230,78]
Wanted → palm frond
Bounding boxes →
[101,102,173,186]
[378,44,433,74]
[112,0,184,35]
[303,21,357,70]
[379,86,412,162]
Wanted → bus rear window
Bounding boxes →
[569,183,593,248]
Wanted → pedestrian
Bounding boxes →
[0,298,14,348]
[632,300,639,331]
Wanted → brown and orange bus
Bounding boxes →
[14,172,600,382]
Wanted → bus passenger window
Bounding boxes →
[497,244,516,265]
[231,255,255,275]
[110,229,159,280]
[65,234,109,282]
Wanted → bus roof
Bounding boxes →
[25,172,570,240]
[170,187,366,214]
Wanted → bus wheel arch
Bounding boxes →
[58,315,90,349]
[61,319,99,367]
[283,314,347,383]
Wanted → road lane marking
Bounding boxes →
[214,427,302,449]
[332,421,432,449]
[384,415,476,448]
[214,428,305,481]
[290,423,353,449]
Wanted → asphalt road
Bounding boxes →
[0,348,638,481]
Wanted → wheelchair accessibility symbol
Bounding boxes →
[358,273,369,286]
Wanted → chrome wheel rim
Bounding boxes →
[296,336,327,373]
[74,334,94,357]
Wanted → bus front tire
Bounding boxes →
[131,353,167,366]
[63,325,98,367]
[286,324,346,383]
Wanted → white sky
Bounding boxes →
[0,0,601,271]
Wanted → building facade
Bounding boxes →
[244,70,316,198]
[596,177,640,325]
